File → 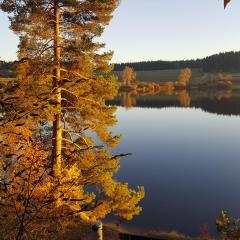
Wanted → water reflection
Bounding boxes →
[119,89,192,109]
[109,89,240,237]
[177,90,191,107]
[109,88,240,116]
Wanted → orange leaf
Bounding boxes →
[224,0,231,9]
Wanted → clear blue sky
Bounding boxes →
[1,0,240,63]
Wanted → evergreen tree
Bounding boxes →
[0,1,144,238]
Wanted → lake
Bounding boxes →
[108,90,240,237]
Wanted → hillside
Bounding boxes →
[0,61,16,78]
[115,68,203,83]
[114,51,240,72]
[2,51,240,79]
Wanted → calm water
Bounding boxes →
[110,92,240,237]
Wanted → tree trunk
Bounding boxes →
[52,0,62,177]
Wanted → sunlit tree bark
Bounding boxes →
[52,0,62,177]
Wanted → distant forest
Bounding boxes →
[114,51,240,72]
[1,51,240,78]
[0,61,16,78]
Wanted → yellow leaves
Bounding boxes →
[76,149,120,183]
[0,112,144,224]
[103,180,145,220]
[122,66,136,86]
[0,140,98,222]
[88,201,112,220]
[55,164,94,209]
[178,90,191,107]
[94,127,121,148]
[1,2,144,237]
[215,211,240,239]
[62,164,81,181]
[178,68,192,85]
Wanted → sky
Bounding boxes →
[1,0,240,63]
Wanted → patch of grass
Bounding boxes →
[146,230,201,240]
[0,78,16,82]
[228,72,240,80]
[115,69,203,83]
[116,69,240,86]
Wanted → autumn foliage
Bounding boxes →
[122,66,136,86]
[0,1,144,239]
[177,68,192,86]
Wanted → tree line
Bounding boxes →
[0,61,16,77]
[114,51,240,72]
[2,51,240,79]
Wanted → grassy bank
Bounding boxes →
[115,69,203,83]
[26,219,204,240]
[115,69,240,86]
[0,77,16,82]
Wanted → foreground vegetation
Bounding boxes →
[0,1,144,239]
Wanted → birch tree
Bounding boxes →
[122,66,136,86]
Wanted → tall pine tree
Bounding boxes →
[0,0,144,238]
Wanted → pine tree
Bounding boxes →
[0,0,144,238]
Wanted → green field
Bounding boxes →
[229,73,240,81]
[115,68,203,83]
[0,77,16,82]
[115,69,240,85]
